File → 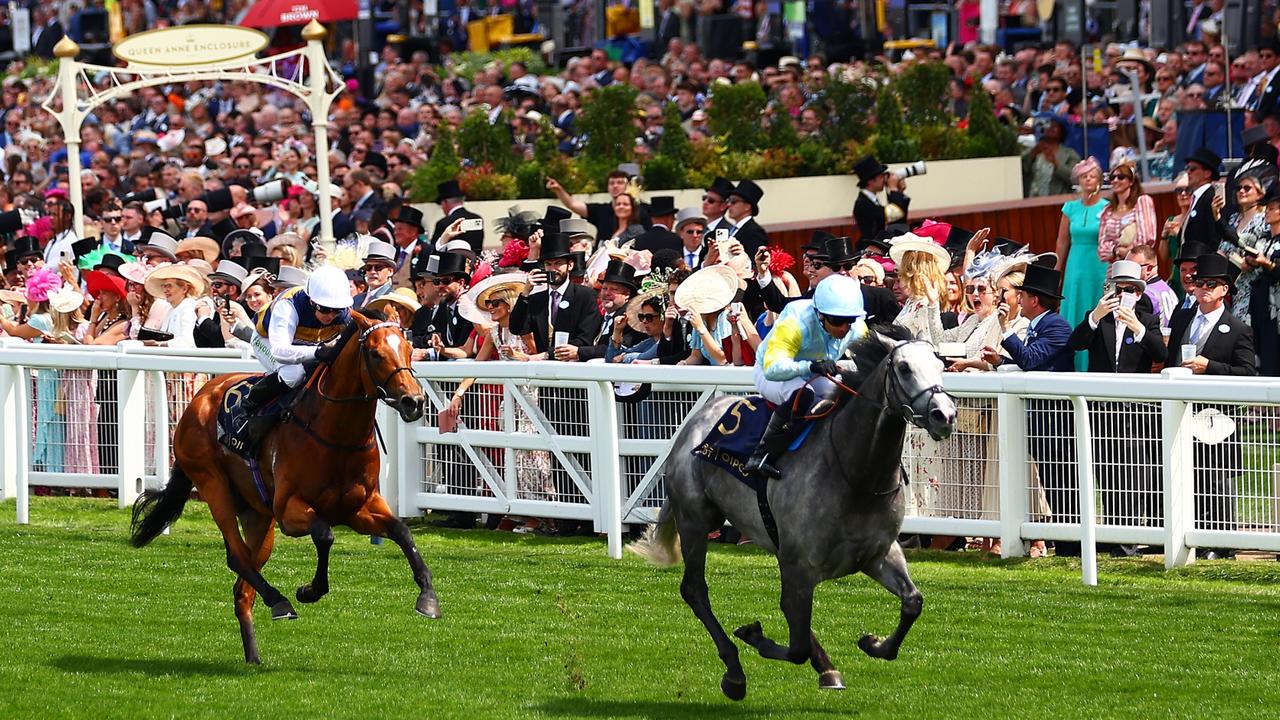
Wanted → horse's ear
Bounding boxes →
[873,329,900,352]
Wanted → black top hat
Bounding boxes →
[222,228,264,258]
[648,195,676,217]
[802,230,837,253]
[823,236,858,265]
[96,253,127,273]
[541,205,572,230]
[1194,253,1237,282]
[244,256,281,276]
[1262,184,1280,207]
[570,251,587,278]
[71,238,99,260]
[1175,241,1212,265]
[0,209,25,234]
[853,155,890,185]
[362,151,388,175]
[729,180,764,213]
[1185,147,1223,179]
[1014,263,1063,300]
[945,224,973,250]
[860,230,895,254]
[539,232,575,261]
[3,249,16,274]
[396,205,425,230]
[413,253,439,280]
[436,179,464,201]
[435,251,473,281]
[600,259,639,292]
[12,236,41,260]
[240,241,267,259]
[705,177,735,200]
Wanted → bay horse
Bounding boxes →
[129,309,435,664]
[630,325,956,699]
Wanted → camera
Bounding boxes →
[142,196,170,214]
[894,161,927,179]
[251,179,291,204]
[123,188,158,204]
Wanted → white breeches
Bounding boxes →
[753,365,809,406]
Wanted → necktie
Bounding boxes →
[1182,294,1195,310]
[550,290,561,325]
[685,251,696,268]
[1190,315,1208,347]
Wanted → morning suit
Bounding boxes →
[852,189,909,242]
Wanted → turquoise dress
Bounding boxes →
[1060,198,1110,372]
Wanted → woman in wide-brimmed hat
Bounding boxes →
[888,230,951,347]
[118,261,171,341]
[267,231,309,269]
[367,287,422,330]
[143,263,208,348]
[673,264,757,366]
[83,270,131,346]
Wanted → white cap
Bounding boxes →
[306,265,354,309]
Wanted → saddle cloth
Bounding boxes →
[217,374,287,461]
[691,396,814,492]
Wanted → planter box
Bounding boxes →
[412,155,1023,248]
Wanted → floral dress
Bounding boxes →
[489,325,554,501]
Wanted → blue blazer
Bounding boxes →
[1001,310,1074,372]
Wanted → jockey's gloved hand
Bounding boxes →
[810,360,839,376]
[314,341,341,364]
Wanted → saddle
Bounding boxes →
[217,375,294,462]
[691,396,815,493]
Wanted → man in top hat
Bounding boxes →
[1180,147,1224,249]
[675,208,707,270]
[355,239,399,307]
[410,254,442,350]
[527,231,602,357]
[432,180,483,253]
[560,218,596,252]
[139,232,181,268]
[9,236,43,280]
[720,180,768,258]
[852,154,910,243]
[391,204,427,288]
[1068,260,1166,373]
[633,196,682,253]
[702,177,735,236]
[424,251,478,357]
[575,259,644,362]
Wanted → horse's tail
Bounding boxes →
[129,466,194,548]
[626,504,682,567]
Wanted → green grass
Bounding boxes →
[3,498,1280,719]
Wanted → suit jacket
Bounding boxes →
[32,20,64,59]
[428,300,475,349]
[352,190,387,219]
[852,189,909,240]
[1000,310,1074,372]
[1067,307,1166,373]
[526,282,603,354]
[1256,70,1280,118]
[409,303,437,348]
[431,205,484,253]
[657,9,681,48]
[1179,186,1219,248]
[579,310,646,362]
[632,226,682,254]
[354,282,395,309]
[1166,306,1256,375]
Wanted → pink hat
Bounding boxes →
[24,267,62,303]
[913,219,951,247]
[118,261,157,285]
[44,187,68,201]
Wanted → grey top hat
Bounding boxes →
[674,207,706,230]
[208,259,248,285]
[142,232,179,261]
[363,239,398,266]
[271,265,309,289]
[560,217,596,238]
[1107,260,1146,292]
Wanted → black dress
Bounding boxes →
[1246,239,1280,376]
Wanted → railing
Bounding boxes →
[2,344,1279,584]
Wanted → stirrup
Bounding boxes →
[746,455,782,480]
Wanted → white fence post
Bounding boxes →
[14,365,30,524]
[1161,369,1195,568]
[1072,396,1098,586]
[997,393,1030,557]
[0,363,16,501]
[115,362,148,508]
[376,403,400,519]
[591,381,624,559]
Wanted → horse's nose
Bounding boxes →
[929,404,956,439]
[399,394,425,422]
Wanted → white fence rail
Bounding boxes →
[2,341,1280,584]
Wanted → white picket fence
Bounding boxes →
[3,339,1280,584]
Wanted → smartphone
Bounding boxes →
[1119,293,1138,311]
[1214,181,1226,204]
[461,218,484,232]
[715,229,729,243]
[729,302,745,317]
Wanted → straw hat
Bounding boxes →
[183,258,214,278]
[118,261,155,285]
[144,263,209,298]
[458,272,528,326]
[674,265,738,314]
[1116,47,1154,76]
[175,236,220,264]
[267,232,308,264]
[239,267,274,294]
[0,288,25,306]
[367,287,422,318]
[624,288,665,333]
[888,231,951,268]
[48,284,84,314]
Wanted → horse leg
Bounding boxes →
[676,516,748,701]
[810,632,844,690]
[202,475,297,621]
[295,518,334,604]
[857,542,923,661]
[234,510,277,664]
[347,494,441,619]
[733,567,816,666]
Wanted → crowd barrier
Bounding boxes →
[2,341,1279,584]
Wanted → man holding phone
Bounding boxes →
[1179,147,1224,249]
[1067,260,1166,373]
[431,180,484,253]
[525,232,602,358]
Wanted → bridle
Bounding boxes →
[881,340,951,427]
[313,321,417,407]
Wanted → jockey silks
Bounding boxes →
[255,286,350,346]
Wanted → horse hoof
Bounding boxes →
[818,670,845,690]
[415,593,442,619]
[296,583,328,604]
[858,634,897,661]
[720,674,747,701]
[270,600,298,621]
[732,621,763,644]
[245,654,262,666]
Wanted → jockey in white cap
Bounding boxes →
[746,274,867,479]
[237,265,354,443]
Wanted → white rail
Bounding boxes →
[1,342,1278,584]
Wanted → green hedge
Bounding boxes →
[408,63,1019,202]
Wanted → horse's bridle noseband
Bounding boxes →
[883,340,951,427]
[315,320,417,406]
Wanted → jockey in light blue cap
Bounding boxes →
[745,274,867,479]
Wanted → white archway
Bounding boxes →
[43,21,343,244]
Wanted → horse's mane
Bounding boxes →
[330,307,389,354]
[840,323,914,388]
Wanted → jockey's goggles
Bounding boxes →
[819,313,857,327]
[314,304,343,315]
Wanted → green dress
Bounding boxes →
[1060,198,1110,372]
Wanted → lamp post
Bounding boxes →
[54,35,85,239]
[303,20,336,250]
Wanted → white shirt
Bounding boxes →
[1086,304,1146,365]
[266,298,320,367]
[44,229,79,266]
[160,297,199,349]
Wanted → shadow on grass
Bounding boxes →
[535,697,848,719]
[51,654,259,677]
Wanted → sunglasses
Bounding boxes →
[682,228,703,235]
[314,304,342,315]
[1192,278,1225,289]
[1112,286,1140,294]
[637,312,660,322]
[101,215,121,222]
[821,313,856,327]
[234,163,250,169]
[17,256,40,265]
[1175,187,1192,195]
[1109,173,1130,181]
[964,285,992,295]
[482,299,505,309]
[363,264,392,273]
[210,280,230,290]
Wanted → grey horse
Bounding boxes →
[630,325,956,700]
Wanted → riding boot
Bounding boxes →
[746,387,811,480]
[240,373,290,452]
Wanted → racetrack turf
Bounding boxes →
[1,497,1278,719]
